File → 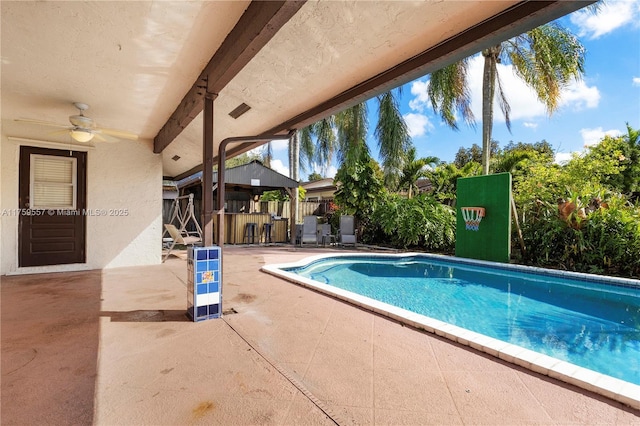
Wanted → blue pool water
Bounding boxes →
[285,255,640,385]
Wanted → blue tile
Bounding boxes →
[196,261,207,272]
[208,304,220,316]
[197,306,208,318]
[197,284,208,295]
[208,260,219,271]
[208,283,219,293]
[196,249,207,260]
[208,249,219,259]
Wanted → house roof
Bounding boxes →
[177,160,297,191]
[301,178,337,191]
[2,1,592,179]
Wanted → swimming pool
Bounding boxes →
[262,253,640,409]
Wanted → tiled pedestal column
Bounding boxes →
[187,246,221,321]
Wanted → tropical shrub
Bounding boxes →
[520,194,640,276]
[333,151,386,228]
[368,193,456,251]
[512,127,640,277]
[426,162,480,206]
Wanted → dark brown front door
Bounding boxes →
[19,146,86,267]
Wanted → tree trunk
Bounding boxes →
[289,131,300,226]
[481,48,498,175]
[289,131,300,181]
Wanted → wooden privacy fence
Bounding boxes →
[258,200,332,222]
[162,200,332,234]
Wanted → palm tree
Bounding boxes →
[335,101,369,168]
[428,22,586,175]
[288,132,300,181]
[427,162,481,206]
[491,150,533,174]
[262,141,273,168]
[296,117,336,178]
[397,147,439,198]
[375,89,412,188]
[300,89,412,188]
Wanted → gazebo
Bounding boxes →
[176,160,298,244]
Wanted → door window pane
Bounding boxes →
[30,154,77,209]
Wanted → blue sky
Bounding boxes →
[264,0,640,179]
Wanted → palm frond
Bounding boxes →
[494,65,512,133]
[314,117,336,167]
[298,126,316,172]
[427,59,475,130]
[335,102,369,167]
[508,23,585,114]
[375,90,412,188]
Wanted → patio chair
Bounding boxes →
[300,216,319,246]
[338,215,356,246]
[163,224,201,262]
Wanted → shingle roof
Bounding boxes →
[177,160,298,190]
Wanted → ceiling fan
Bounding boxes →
[15,102,138,143]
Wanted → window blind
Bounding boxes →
[30,155,77,209]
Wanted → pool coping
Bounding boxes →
[261,252,640,411]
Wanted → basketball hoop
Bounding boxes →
[461,207,485,231]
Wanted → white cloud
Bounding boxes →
[555,127,624,164]
[403,113,433,137]
[554,152,575,165]
[247,147,263,157]
[570,0,640,40]
[406,55,600,131]
[467,56,544,122]
[466,56,600,124]
[248,140,288,158]
[307,162,338,179]
[633,77,640,87]
[558,79,600,110]
[270,138,289,151]
[580,127,623,147]
[408,79,430,112]
[523,122,538,129]
[270,159,289,177]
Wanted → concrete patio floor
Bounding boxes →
[2,246,639,425]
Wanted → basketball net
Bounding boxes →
[461,207,485,231]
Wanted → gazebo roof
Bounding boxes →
[177,160,297,191]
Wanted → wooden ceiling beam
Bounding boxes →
[153,0,305,154]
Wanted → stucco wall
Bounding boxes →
[1,135,162,275]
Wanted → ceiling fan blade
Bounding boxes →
[49,129,71,136]
[92,133,120,143]
[15,118,70,129]
[97,127,138,141]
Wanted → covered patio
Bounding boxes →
[3,246,638,424]
[1,1,594,275]
[5,1,635,424]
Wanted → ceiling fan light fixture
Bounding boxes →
[70,129,94,143]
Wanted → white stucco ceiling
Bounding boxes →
[1,1,587,179]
